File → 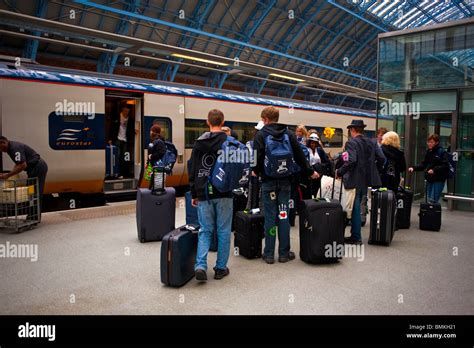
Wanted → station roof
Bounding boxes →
[0,0,472,111]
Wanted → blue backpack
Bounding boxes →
[293,142,310,173]
[264,133,294,178]
[155,141,178,174]
[211,136,250,193]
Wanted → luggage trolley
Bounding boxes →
[0,177,40,233]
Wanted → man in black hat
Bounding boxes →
[336,120,385,244]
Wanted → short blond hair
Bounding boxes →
[382,131,401,149]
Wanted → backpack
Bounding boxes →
[155,141,178,174]
[264,132,294,178]
[210,136,250,193]
[293,142,310,173]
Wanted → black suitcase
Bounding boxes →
[136,188,175,243]
[419,202,441,231]
[184,191,218,251]
[396,187,413,229]
[231,187,249,231]
[299,198,345,264]
[369,189,397,246]
[161,225,198,287]
[234,211,264,259]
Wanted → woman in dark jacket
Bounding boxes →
[408,134,449,203]
[307,133,331,197]
[380,131,406,192]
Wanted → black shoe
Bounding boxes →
[344,237,363,245]
[213,267,230,280]
[262,255,275,264]
[195,269,207,282]
[279,251,296,263]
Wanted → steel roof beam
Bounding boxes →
[22,0,48,60]
[72,0,375,82]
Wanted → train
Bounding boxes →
[0,63,376,210]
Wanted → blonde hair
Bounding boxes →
[382,131,401,149]
[296,124,308,138]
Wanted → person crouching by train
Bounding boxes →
[306,133,331,198]
[0,136,48,219]
[189,109,233,282]
[252,106,319,264]
[408,134,449,204]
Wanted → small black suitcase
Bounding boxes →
[161,225,198,287]
[234,211,264,259]
[369,189,397,246]
[418,183,442,232]
[184,191,218,251]
[136,188,175,243]
[396,187,413,229]
[419,202,441,231]
[299,198,345,264]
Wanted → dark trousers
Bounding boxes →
[115,140,131,177]
[27,159,48,216]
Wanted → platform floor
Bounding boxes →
[1,199,473,315]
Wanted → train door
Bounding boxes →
[104,91,143,196]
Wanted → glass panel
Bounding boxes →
[379,23,474,92]
[412,91,457,112]
[454,151,474,211]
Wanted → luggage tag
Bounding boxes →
[207,182,214,195]
[183,224,200,232]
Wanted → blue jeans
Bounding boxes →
[195,198,233,271]
[262,179,291,258]
[427,181,445,204]
[350,188,365,241]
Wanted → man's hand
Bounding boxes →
[408,167,414,173]
[251,171,257,177]
[335,170,341,179]
[310,171,320,180]
[427,169,434,175]
[191,198,199,207]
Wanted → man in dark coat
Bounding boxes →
[336,120,385,244]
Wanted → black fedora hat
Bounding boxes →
[347,119,367,129]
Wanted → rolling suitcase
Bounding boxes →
[136,188,175,243]
[231,187,249,231]
[184,191,217,251]
[161,224,198,287]
[369,189,396,246]
[234,211,264,259]
[106,144,119,178]
[299,180,345,264]
[299,198,345,264]
[396,186,413,229]
[419,184,441,231]
[234,178,264,259]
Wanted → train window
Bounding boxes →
[143,116,172,146]
[223,121,258,144]
[185,119,209,148]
